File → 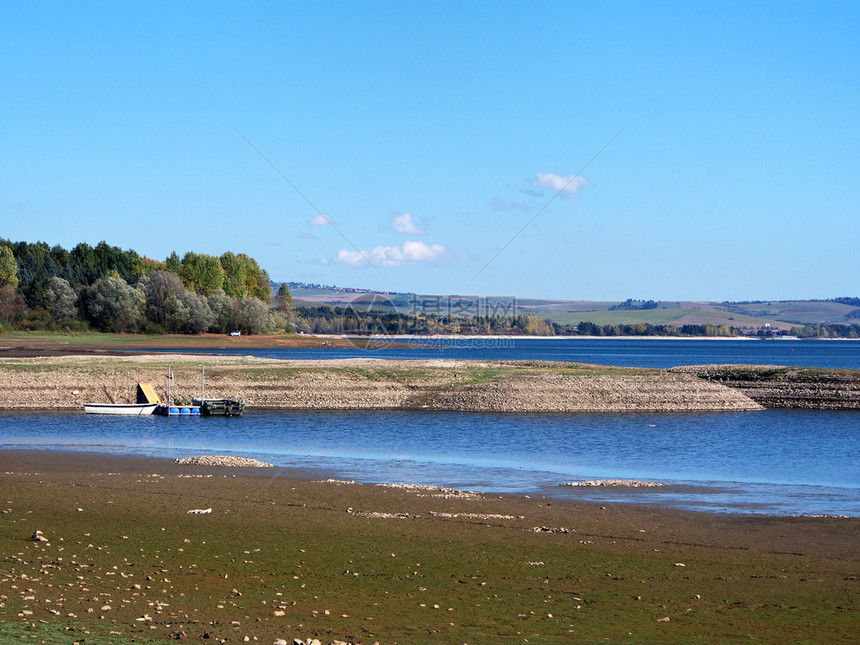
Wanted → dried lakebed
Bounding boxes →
[0,354,770,413]
[0,451,856,645]
[0,354,857,412]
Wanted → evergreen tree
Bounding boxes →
[274,283,292,316]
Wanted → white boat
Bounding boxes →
[83,402,158,415]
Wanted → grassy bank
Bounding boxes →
[0,452,856,644]
[0,331,377,354]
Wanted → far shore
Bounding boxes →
[318,333,773,341]
[1,331,845,362]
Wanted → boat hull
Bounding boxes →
[83,403,157,415]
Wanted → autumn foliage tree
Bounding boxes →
[0,246,19,289]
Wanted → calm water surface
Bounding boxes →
[133,337,860,369]
[1,409,857,517]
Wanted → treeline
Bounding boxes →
[0,239,291,335]
[609,298,659,311]
[789,324,860,339]
[292,306,751,337]
[562,321,743,337]
[831,297,860,307]
[293,307,558,336]
[292,306,860,339]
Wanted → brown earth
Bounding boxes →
[0,451,857,644]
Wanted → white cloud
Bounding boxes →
[392,212,425,234]
[332,241,448,267]
[533,172,593,198]
[309,213,331,226]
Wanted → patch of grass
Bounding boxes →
[714,366,793,381]
[0,621,130,644]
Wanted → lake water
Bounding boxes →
[133,337,860,369]
[3,339,858,516]
[1,407,857,517]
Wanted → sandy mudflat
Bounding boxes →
[0,450,857,644]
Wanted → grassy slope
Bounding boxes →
[292,286,860,329]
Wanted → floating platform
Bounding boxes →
[193,398,245,416]
[155,404,201,416]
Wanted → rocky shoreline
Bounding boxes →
[0,354,857,412]
[671,364,860,409]
[0,354,771,412]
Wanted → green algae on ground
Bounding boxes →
[0,454,856,645]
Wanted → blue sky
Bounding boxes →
[2,1,858,301]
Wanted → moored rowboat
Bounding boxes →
[83,403,157,415]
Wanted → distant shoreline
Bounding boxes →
[326,333,772,341]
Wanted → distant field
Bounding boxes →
[530,307,794,330]
[286,286,859,328]
[722,300,858,324]
[534,308,688,326]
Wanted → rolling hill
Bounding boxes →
[284,283,860,332]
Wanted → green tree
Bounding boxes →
[177,290,214,334]
[165,251,182,275]
[242,255,271,302]
[80,277,143,333]
[138,270,186,331]
[219,252,247,298]
[237,296,274,335]
[46,277,78,323]
[274,283,292,316]
[179,252,225,295]
[219,252,270,301]
[11,240,53,307]
[0,246,18,289]
[206,289,240,333]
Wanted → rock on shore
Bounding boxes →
[0,355,765,413]
[173,455,273,467]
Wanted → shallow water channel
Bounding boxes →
[1,408,857,516]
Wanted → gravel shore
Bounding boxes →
[672,364,860,409]
[0,354,764,412]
